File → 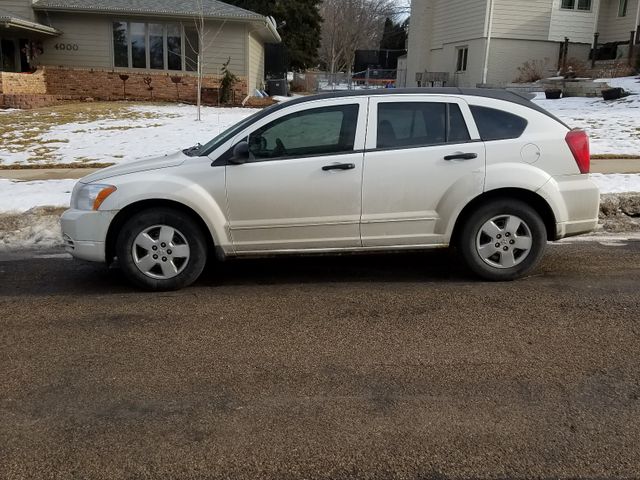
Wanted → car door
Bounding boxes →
[361,95,485,247]
[225,97,368,252]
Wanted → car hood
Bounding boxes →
[79,150,188,184]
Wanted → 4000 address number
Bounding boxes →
[54,43,79,51]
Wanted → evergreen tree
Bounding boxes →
[226,0,322,70]
[379,17,408,51]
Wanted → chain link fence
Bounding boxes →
[292,69,399,93]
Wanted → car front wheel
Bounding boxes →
[458,199,547,281]
[116,208,207,290]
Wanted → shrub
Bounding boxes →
[514,59,548,83]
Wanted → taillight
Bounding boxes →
[565,129,590,174]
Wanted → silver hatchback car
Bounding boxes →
[61,88,600,290]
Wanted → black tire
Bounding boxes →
[116,208,208,291]
[458,198,547,281]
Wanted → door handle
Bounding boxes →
[322,163,356,171]
[444,152,478,161]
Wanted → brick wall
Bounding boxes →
[0,71,48,95]
[40,67,247,103]
[1,94,79,109]
[0,67,249,105]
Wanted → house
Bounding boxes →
[0,0,280,107]
[406,0,640,88]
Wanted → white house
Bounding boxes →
[406,0,640,87]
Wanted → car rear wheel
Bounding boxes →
[458,199,547,281]
[116,208,207,290]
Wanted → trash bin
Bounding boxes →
[267,79,287,97]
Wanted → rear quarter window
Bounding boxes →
[470,105,528,141]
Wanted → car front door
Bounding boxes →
[225,98,368,252]
[361,95,486,247]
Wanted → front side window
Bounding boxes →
[470,106,528,141]
[248,105,360,160]
[376,102,470,149]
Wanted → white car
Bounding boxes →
[61,89,600,290]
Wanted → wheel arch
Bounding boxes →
[105,199,217,264]
[451,188,557,245]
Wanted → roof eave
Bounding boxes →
[250,16,281,43]
[32,5,263,23]
[0,17,60,35]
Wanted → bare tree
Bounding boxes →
[319,0,400,76]
[183,0,227,121]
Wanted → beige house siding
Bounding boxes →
[202,21,246,76]
[37,14,112,68]
[491,0,553,41]
[247,31,264,92]
[406,0,433,86]
[430,0,487,48]
[487,39,558,84]
[35,14,248,76]
[548,0,600,43]
[428,38,487,87]
[597,0,639,42]
[4,0,35,21]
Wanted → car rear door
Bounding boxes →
[361,95,485,247]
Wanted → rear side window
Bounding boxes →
[377,102,470,149]
[470,105,528,141]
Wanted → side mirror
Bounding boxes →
[229,141,250,164]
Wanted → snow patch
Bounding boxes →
[0,179,75,213]
[0,207,65,250]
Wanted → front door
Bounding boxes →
[361,95,486,247]
[225,98,368,252]
[1,39,18,72]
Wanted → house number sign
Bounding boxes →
[54,43,79,51]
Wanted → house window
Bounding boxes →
[112,22,128,68]
[456,47,468,72]
[130,22,146,69]
[561,0,592,10]
[149,24,164,69]
[112,21,198,71]
[184,26,199,72]
[618,0,628,16]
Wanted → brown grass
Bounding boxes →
[0,101,175,165]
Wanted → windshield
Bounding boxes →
[187,104,281,157]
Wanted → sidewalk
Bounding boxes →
[0,159,639,180]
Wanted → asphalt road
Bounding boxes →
[1,240,640,480]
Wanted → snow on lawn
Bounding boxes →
[532,76,640,156]
[0,179,74,213]
[0,103,258,166]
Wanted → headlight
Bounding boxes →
[72,183,117,211]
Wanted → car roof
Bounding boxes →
[276,88,568,127]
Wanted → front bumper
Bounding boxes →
[60,209,117,263]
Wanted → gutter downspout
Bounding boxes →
[482,0,495,85]
[635,0,640,43]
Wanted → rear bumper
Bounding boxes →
[539,175,600,240]
[60,209,116,263]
